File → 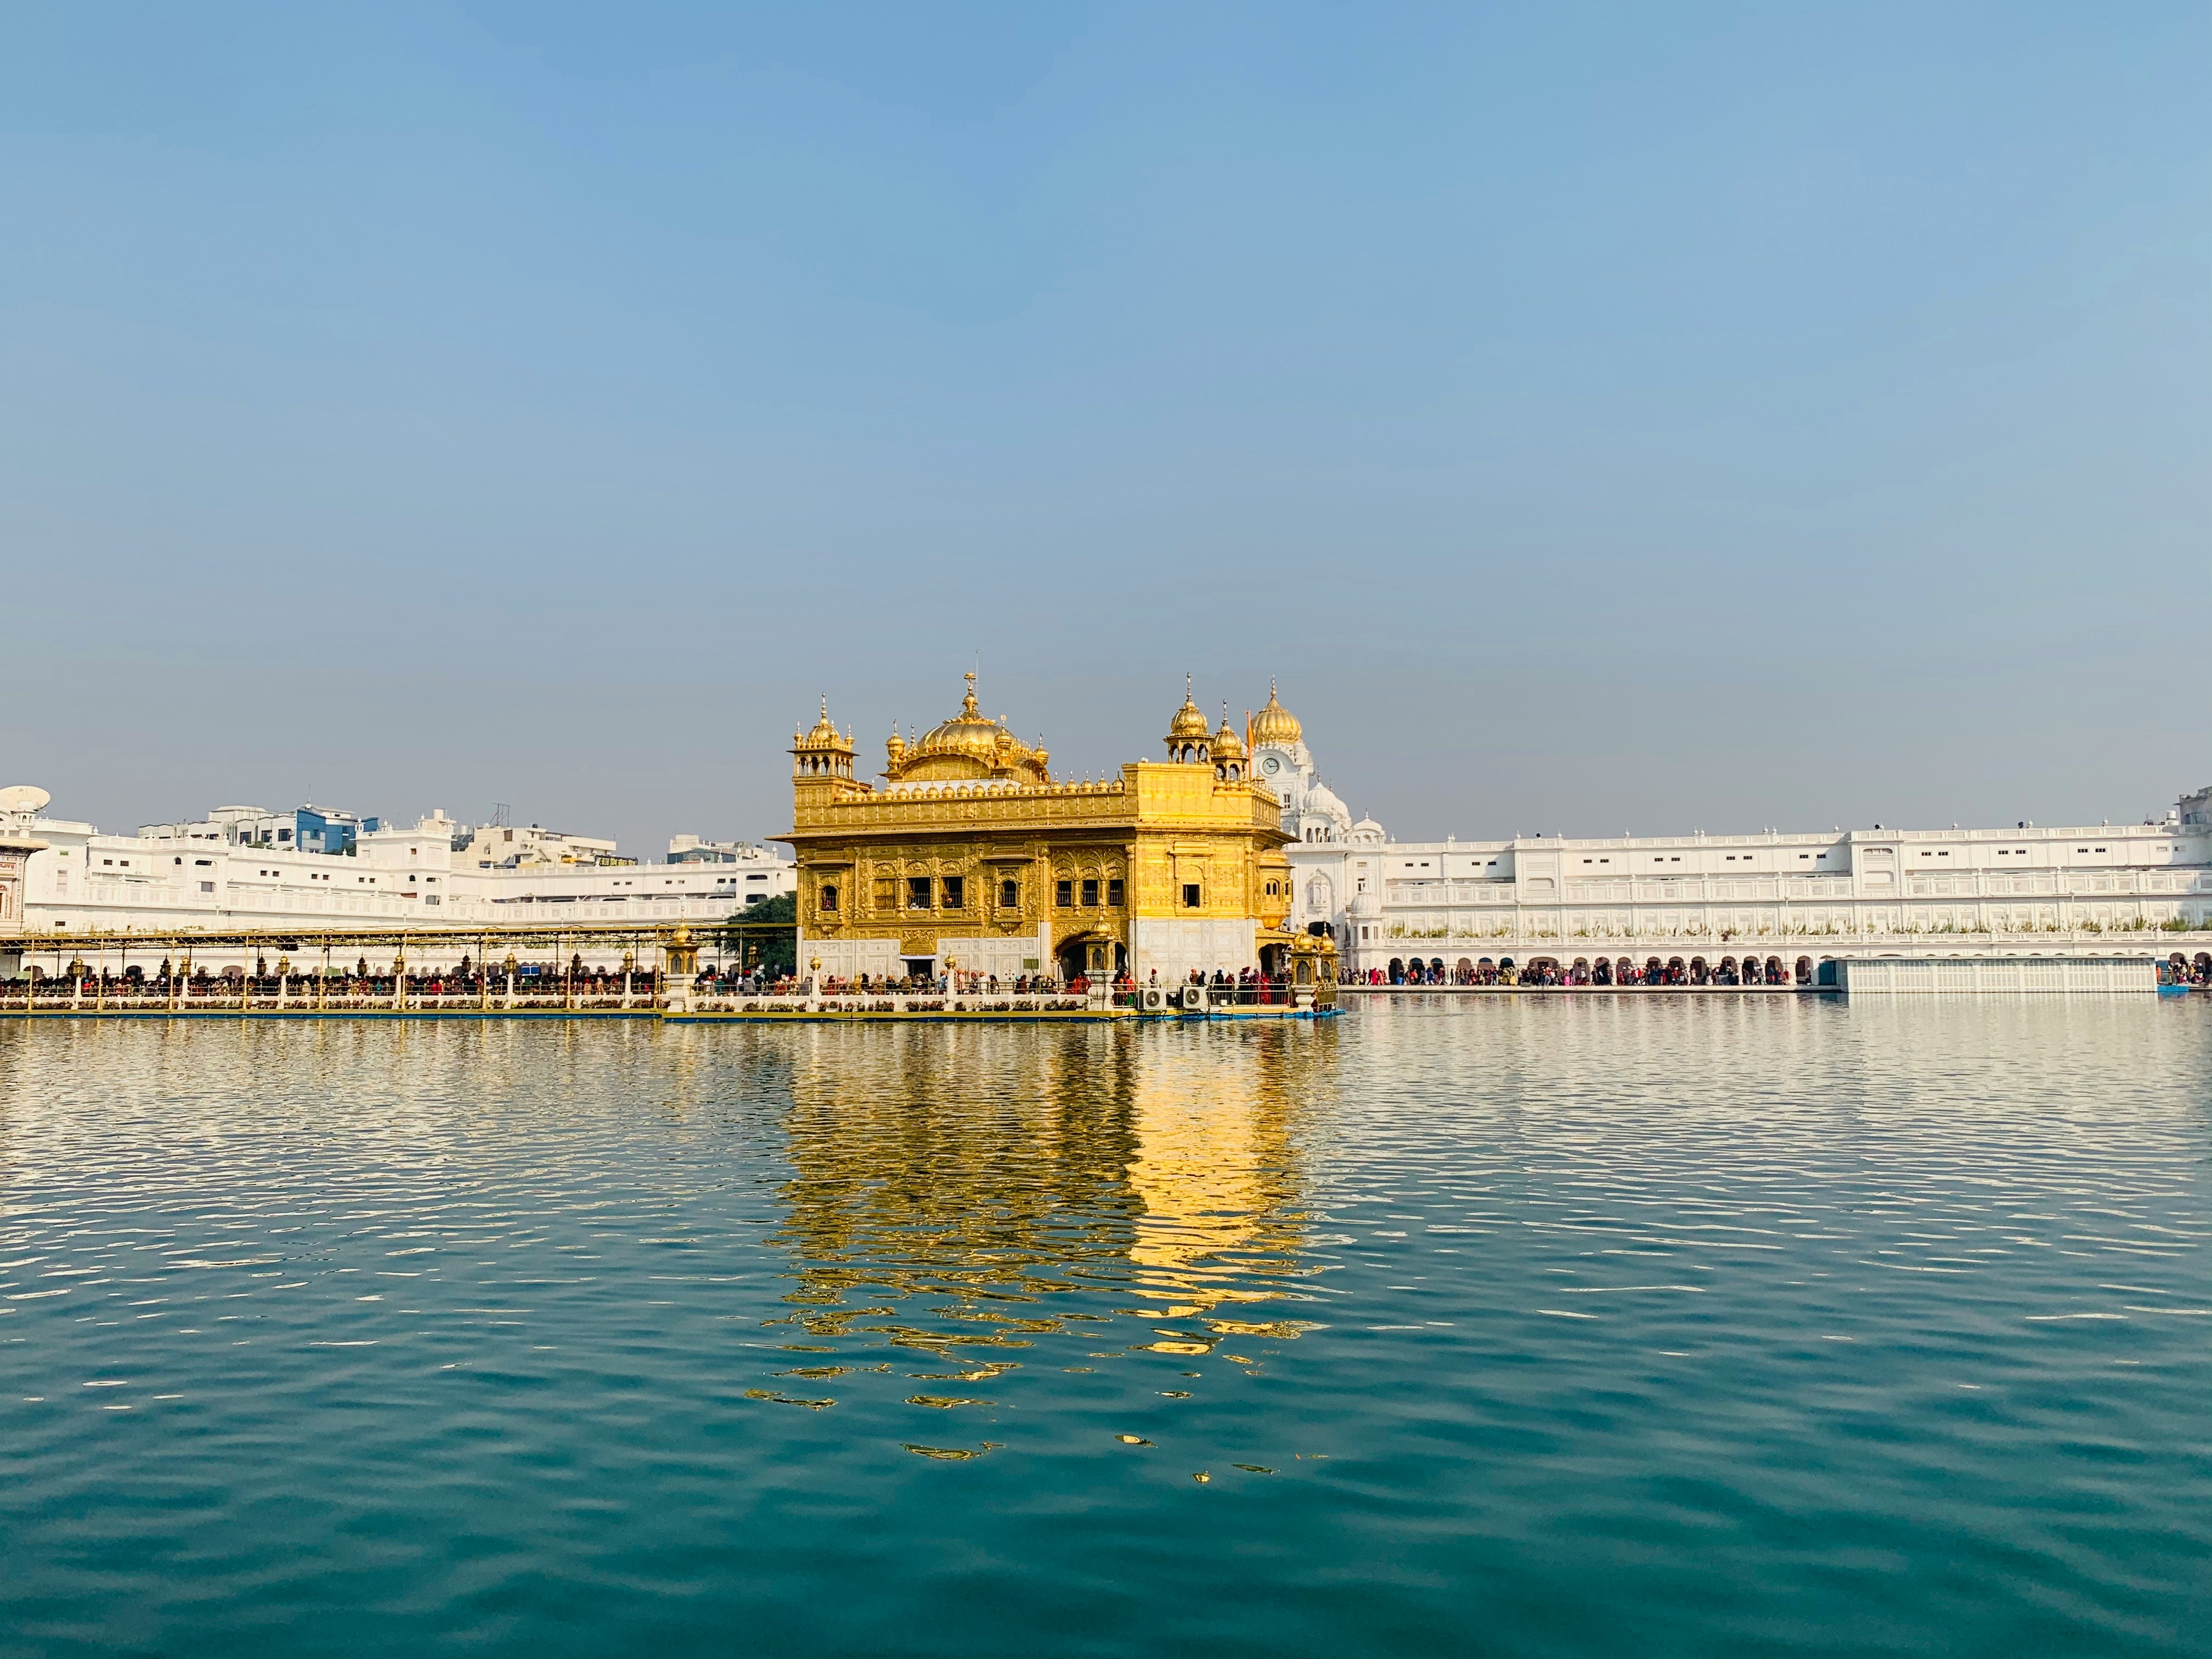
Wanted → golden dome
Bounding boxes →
[916,679,1005,760]
[888,674,1050,786]
[1211,710,1246,761]
[1166,676,1211,743]
[1251,679,1301,746]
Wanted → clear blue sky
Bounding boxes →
[5,3,2205,852]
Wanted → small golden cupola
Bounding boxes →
[1251,678,1302,747]
[884,723,907,772]
[1165,676,1213,763]
[1211,707,1248,782]
[792,698,857,780]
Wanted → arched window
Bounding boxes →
[820,883,839,913]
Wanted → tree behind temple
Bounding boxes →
[724,891,795,974]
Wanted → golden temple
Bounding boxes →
[780,674,1310,986]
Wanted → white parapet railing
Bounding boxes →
[1835,957,2160,995]
[1366,928,2197,954]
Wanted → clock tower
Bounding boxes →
[1249,681,1351,847]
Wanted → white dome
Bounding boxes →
[1350,815,1386,845]
[1304,780,1349,822]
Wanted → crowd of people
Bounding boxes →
[1166,966,1294,1004]
[800,966,1299,1002]
[808,970,1079,997]
[19,946,2203,999]
[1356,953,1815,988]
[20,953,673,999]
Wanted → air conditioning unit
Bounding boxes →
[1141,985,1167,1012]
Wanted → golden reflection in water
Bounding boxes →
[766,1023,1341,1362]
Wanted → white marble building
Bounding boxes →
[1244,689,2212,974]
[2,798,794,939]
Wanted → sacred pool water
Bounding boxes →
[3,1000,2206,1658]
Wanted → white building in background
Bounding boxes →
[454,819,620,868]
[138,803,380,856]
[1241,686,2212,974]
[8,707,2207,976]
[2,799,794,939]
[666,834,779,866]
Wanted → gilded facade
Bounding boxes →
[780,676,1294,984]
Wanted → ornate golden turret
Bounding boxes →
[885,723,907,771]
[1251,679,1301,747]
[1211,707,1247,782]
[792,697,857,780]
[1165,676,1212,762]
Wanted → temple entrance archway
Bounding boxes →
[1055,932,1121,985]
